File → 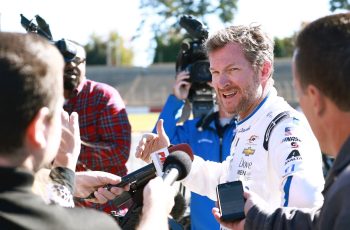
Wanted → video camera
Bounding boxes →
[20,14,80,63]
[177,15,214,118]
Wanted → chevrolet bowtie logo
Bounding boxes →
[243,147,255,156]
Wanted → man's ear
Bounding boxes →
[260,61,272,82]
[26,107,51,150]
[306,85,325,117]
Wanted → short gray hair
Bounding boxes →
[205,24,274,75]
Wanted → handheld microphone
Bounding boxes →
[161,150,192,221]
[84,143,194,200]
[117,145,194,228]
[162,150,192,186]
[109,143,193,189]
[111,143,193,206]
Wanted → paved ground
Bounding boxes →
[126,112,159,172]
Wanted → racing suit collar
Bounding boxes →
[237,88,277,125]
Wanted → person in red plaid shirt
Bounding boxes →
[62,40,131,214]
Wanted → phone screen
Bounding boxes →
[216,181,245,221]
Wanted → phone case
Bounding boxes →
[216,181,245,221]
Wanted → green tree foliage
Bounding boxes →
[329,0,350,11]
[85,33,107,65]
[139,0,238,25]
[108,32,134,66]
[274,36,295,58]
[137,0,238,64]
[84,31,133,66]
[153,30,184,63]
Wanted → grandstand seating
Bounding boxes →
[87,58,299,110]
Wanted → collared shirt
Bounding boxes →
[64,79,131,213]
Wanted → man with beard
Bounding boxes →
[62,41,131,213]
[212,13,350,230]
[152,70,237,230]
[136,24,325,228]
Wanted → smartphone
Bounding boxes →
[216,181,245,221]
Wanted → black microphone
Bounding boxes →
[84,143,194,200]
[109,143,194,189]
[162,150,192,221]
[117,147,194,229]
[112,144,194,207]
[162,150,192,185]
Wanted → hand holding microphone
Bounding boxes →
[139,144,193,229]
[113,143,194,229]
[84,143,194,202]
[74,171,126,204]
[142,177,177,221]
[84,118,171,201]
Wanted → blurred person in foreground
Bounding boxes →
[62,41,131,213]
[212,12,350,230]
[0,31,174,230]
[153,69,236,229]
[136,22,325,229]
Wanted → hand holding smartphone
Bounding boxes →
[216,180,245,221]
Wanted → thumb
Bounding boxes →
[98,172,120,185]
[156,119,165,138]
[156,119,170,147]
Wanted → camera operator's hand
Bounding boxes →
[173,70,191,100]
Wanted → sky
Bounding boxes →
[0,0,336,67]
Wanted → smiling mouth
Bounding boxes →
[64,67,80,78]
[222,90,238,98]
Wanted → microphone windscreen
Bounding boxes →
[163,151,192,180]
[168,143,194,161]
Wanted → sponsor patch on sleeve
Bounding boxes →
[285,150,303,165]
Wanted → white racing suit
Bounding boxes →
[182,88,325,217]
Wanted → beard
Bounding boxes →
[216,73,261,117]
[64,66,81,92]
[235,74,261,115]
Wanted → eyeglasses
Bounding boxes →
[70,56,86,65]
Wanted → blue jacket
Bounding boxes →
[153,95,236,230]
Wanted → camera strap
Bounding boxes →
[178,99,192,124]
